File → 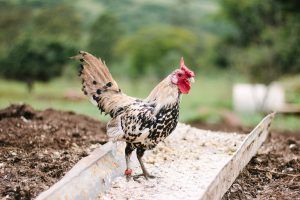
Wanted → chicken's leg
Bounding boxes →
[125,143,135,181]
[134,148,155,180]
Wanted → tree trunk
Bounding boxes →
[26,80,34,93]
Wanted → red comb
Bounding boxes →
[180,57,195,77]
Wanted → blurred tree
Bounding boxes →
[0,37,75,92]
[0,2,82,55]
[116,26,198,78]
[88,12,122,62]
[0,2,83,91]
[219,0,300,84]
[31,4,82,43]
[0,2,32,56]
[169,0,193,27]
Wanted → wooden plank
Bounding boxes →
[200,113,276,200]
[278,104,300,115]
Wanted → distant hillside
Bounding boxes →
[73,0,220,34]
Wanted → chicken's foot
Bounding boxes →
[134,148,155,181]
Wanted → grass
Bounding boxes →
[0,72,232,121]
[0,72,299,132]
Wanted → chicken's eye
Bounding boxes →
[178,73,182,77]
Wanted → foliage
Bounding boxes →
[88,12,122,62]
[0,2,32,55]
[31,4,82,43]
[1,0,299,86]
[0,37,75,92]
[0,2,82,53]
[116,26,198,78]
[219,0,300,84]
[0,1,82,91]
[97,0,219,33]
[0,0,221,83]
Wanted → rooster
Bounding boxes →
[72,51,195,180]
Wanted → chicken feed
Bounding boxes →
[98,123,245,200]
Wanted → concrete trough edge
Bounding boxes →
[36,141,127,200]
[36,114,275,200]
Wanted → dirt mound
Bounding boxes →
[0,104,36,121]
[223,134,300,200]
[192,120,300,199]
[0,104,107,199]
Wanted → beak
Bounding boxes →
[189,77,195,83]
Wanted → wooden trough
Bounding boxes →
[36,113,275,200]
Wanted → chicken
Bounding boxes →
[72,51,195,180]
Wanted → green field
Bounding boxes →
[1,72,299,132]
[1,71,234,123]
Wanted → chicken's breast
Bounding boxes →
[107,99,179,150]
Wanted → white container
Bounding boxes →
[233,83,285,112]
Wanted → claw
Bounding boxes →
[132,173,155,181]
[126,174,131,182]
[147,174,155,179]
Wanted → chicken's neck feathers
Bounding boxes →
[146,76,180,113]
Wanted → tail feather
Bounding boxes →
[72,51,119,91]
[71,51,134,117]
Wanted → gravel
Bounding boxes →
[99,123,245,200]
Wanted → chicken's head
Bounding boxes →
[171,57,195,94]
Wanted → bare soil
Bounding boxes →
[0,104,299,199]
[223,134,300,200]
[0,104,107,199]
[192,122,300,200]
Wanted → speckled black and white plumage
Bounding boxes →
[120,100,179,150]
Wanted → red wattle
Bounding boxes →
[178,79,191,94]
